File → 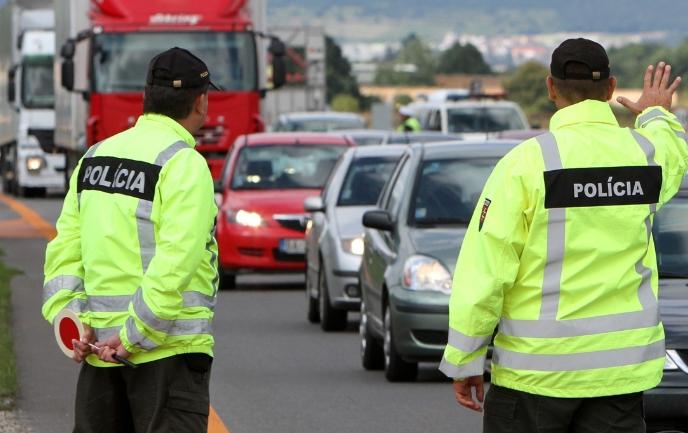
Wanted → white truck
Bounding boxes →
[0,3,64,196]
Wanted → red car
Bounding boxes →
[215,132,355,289]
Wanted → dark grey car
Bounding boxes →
[646,186,688,432]
[358,140,517,381]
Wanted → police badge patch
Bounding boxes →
[479,198,491,232]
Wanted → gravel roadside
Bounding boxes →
[0,410,29,433]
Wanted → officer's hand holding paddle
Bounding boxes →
[71,324,95,363]
[617,61,682,114]
[453,376,484,412]
[94,334,131,365]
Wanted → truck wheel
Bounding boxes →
[219,270,236,291]
[360,300,384,370]
[318,262,347,331]
[383,305,418,382]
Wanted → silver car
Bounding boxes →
[304,145,406,331]
[273,112,366,132]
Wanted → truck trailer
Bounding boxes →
[0,3,65,196]
[54,0,287,180]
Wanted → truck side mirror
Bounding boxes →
[61,39,75,59]
[269,38,287,90]
[7,67,16,103]
[61,60,75,91]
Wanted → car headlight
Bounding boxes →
[341,236,365,256]
[402,255,452,294]
[26,156,45,172]
[227,209,264,228]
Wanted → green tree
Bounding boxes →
[374,33,436,86]
[503,61,554,122]
[331,94,360,112]
[326,36,361,104]
[608,43,668,88]
[437,42,491,74]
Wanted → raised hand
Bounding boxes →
[617,62,682,115]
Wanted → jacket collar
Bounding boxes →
[136,114,196,147]
[549,100,619,131]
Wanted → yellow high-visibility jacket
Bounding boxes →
[440,100,688,397]
[43,113,218,367]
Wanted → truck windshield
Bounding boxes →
[232,145,347,190]
[22,56,54,109]
[447,107,526,133]
[92,32,257,93]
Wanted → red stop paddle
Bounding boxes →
[53,309,136,368]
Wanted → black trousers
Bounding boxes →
[73,354,212,433]
[484,385,645,433]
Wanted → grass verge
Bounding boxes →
[0,254,18,410]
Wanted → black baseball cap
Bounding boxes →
[551,38,611,81]
[146,47,219,90]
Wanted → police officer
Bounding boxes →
[440,39,687,432]
[42,47,218,433]
[397,105,422,132]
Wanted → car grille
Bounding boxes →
[274,214,308,232]
[193,125,225,146]
[272,249,305,262]
[412,330,448,346]
[676,350,688,364]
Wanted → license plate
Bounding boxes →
[279,239,306,255]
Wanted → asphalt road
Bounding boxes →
[4,195,483,433]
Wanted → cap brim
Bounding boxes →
[209,81,221,91]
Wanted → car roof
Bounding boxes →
[416,139,521,160]
[351,144,407,158]
[242,132,354,146]
[279,112,364,121]
[410,100,521,109]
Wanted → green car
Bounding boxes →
[359,139,517,381]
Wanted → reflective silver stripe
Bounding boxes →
[125,317,158,351]
[78,141,105,206]
[135,141,190,273]
[132,287,172,333]
[132,287,213,335]
[43,275,84,303]
[500,307,660,338]
[537,133,565,320]
[439,354,486,378]
[63,298,87,315]
[493,340,665,372]
[631,130,659,311]
[183,291,216,309]
[94,326,120,342]
[637,108,667,126]
[677,131,688,142]
[88,295,131,313]
[447,328,491,353]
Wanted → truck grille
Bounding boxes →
[194,125,225,146]
[274,214,308,232]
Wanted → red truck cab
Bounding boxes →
[57,0,285,179]
[215,132,355,289]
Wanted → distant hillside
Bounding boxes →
[268,0,688,42]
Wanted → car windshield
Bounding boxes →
[277,117,365,132]
[653,194,688,278]
[22,56,54,109]
[411,158,498,226]
[92,32,256,93]
[337,156,400,206]
[447,107,526,133]
[232,145,347,190]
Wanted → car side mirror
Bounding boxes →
[304,196,325,213]
[269,38,287,90]
[362,209,394,232]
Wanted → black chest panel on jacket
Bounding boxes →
[544,166,662,209]
[77,157,161,201]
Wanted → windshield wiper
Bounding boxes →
[659,272,688,279]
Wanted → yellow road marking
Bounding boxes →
[0,192,231,432]
[0,194,57,240]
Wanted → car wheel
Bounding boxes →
[319,263,347,331]
[360,300,384,370]
[219,269,236,291]
[383,305,418,382]
[306,265,320,323]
